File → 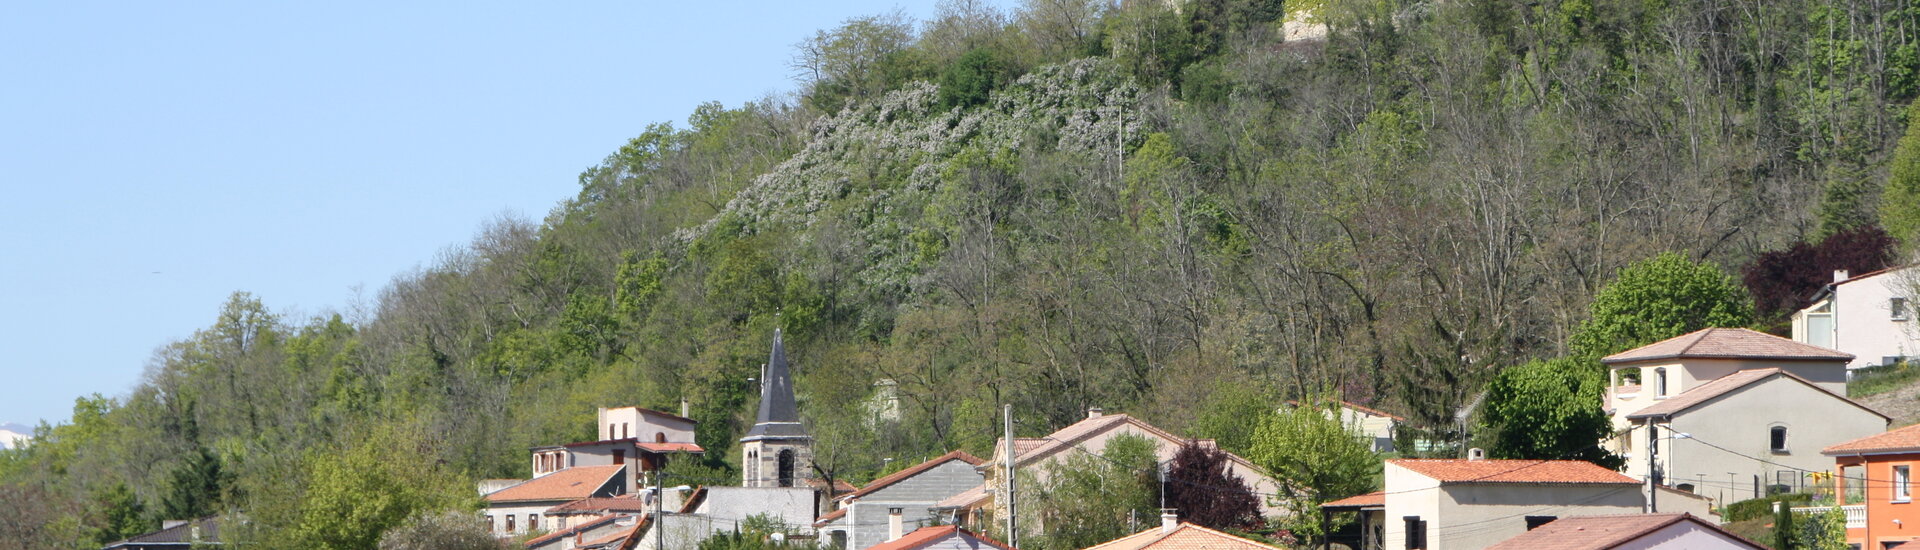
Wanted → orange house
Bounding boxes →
[1824,423,1920,550]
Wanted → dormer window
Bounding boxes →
[1895,297,1910,321]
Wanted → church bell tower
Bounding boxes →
[741,328,813,487]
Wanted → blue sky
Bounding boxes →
[0,2,982,427]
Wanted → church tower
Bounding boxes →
[741,329,813,487]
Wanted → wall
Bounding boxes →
[485,501,562,536]
[1435,483,1642,550]
[1831,269,1920,370]
[598,406,698,443]
[1835,452,1920,549]
[1612,521,1758,550]
[1660,376,1886,502]
[694,487,818,531]
[841,460,984,549]
[1382,463,1441,550]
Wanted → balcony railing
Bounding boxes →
[1791,504,1867,528]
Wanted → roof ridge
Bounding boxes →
[838,449,987,501]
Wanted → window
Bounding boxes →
[1896,298,1911,321]
[777,449,797,487]
[506,514,516,533]
[613,450,625,465]
[1655,368,1668,397]
[1525,516,1557,530]
[1770,426,1789,453]
[1898,466,1912,502]
[529,514,540,532]
[1404,516,1427,550]
[485,515,493,532]
[656,432,667,443]
[623,422,630,439]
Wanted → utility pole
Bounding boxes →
[1646,421,1659,513]
[1004,404,1017,549]
[654,468,666,550]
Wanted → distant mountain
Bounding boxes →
[0,423,31,450]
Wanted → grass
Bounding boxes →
[1849,362,1920,398]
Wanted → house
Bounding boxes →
[970,407,1291,535]
[486,465,629,535]
[1794,267,1920,371]
[543,496,653,531]
[866,525,1013,550]
[815,450,987,550]
[100,517,220,550]
[1601,327,1888,502]
[1085,513,1282,549]
[529,405,705,495]
[1287,399,1403,453]
[526,514,647,550]
[1821,421,1920,549]
[1326,457,1646,550]
[1484,513,1766,550]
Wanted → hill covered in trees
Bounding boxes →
[6,0,1920,547]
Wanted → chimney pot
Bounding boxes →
[1161,510,1179,534]
[888,507,905,541]
[1837,270,1851,283]
[1468,448,1487,461]
[1088,407,1104,419]
[680,398,690,418]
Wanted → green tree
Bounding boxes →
[1247,402,1377,538]
[87,482,150,546]
[938,47,1018,110]
[158,445,228,521]
[1567,253,1755,364]
[1028,434,1161,550]
[1774,503,1797,550]
[287,425,467,550]
[1798,507,1848,550]
[379,510,509,550]
[1187,380,1271,455]
[1881,100,1920,246]
[1478,358,1624,469]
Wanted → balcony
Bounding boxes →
[1790,504,1867,529]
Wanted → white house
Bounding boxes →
[1370,458,1646,550]
[1793,267,1920,371]
[815,450,986,550]
[1287,399,1402,453]
[1602,327,1888,503]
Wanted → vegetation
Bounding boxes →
[1478,358,1623,469]
[1026,434,1161,550]
[1849,362,1920,398]
[7,0,1920,545]
[1164,441,1262,532]
[1247,402,1377,538]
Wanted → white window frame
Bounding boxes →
[1897,465,1912,503]
[1896,297,1911,321]
[1654,367,1668,397]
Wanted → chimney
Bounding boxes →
[1087,407,1104,419]
[1836,270,1851,283]
[680,398,690,418]
[888,507,905,541]
[163,520,188,530]
[1468,448,1487,461]
[1161,510,1179,534]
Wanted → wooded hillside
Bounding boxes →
[7,0,1920,546]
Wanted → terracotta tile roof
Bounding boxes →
[679,486,707,513]
[806,477,859,494]
[1601,327,1852,364]
[527,514,621,548]
[485,465,625,503]
[932,484,990,509]
[1389,459,1636,485]
[577,523,642,548]
[1484,513,1764,550]
[1825,421,1920,455]
[1085,522,1284,550]
[866,525,1015,550]
[1319,491,1385,509]
[636,442,704,453]
[839,450,986,502]
[813,507,847,527]
[1625,368,1885,420]
[1013,438,1047,456]
[545,496,651,515]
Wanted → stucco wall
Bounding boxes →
[694,487,818,530]
[485,501,561,536]
[598,406,697,443]
[1829,270,1920,370]
[1382,462,1643,550]
[1649,376,1886,502]
[835,460,985,549]
[1612,521,1758,550]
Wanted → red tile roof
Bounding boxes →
[526,514,621,548]
[577,523,642,548]
[1388,459,1637,485]
[1624,368,1885,420]
[806,477,859,494]
[1484,513,1764,550]
[485,465,626,503]
[932,484,990,509]
[636,442,704,453]
[545,496,651,515]
[812,507,847,528]
[1601,327,1852,364]
[1085,522,1284,550]
[838,450,986,502]
[1319,491,1385,509]
[866,526,1015,550]
[1826,422,1920,455]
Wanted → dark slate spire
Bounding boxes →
[743,328,808,440]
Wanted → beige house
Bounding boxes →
[1085,513,1282,549]
[1378,458,1644,550]
[1288,400,1403,453]
[1485,513,1766,550]
[1601,328,1887,503]
[966,408,1289,536]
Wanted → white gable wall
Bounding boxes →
[1650,375,1886,502]
[1614,520,1761,550]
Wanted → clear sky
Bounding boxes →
[0,2,978,428]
